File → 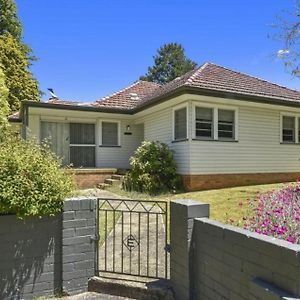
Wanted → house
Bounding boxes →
[11,62,300,191]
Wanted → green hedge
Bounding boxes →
[0,136,74,218]
[123,141,180,195]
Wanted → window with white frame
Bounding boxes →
[174,107,187,140]
[101,122,119,146]
[218,109,235,139]
[195,107,214,139]
[194,105,237,141]
[282,116,296,143]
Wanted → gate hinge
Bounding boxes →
[90,234,99,242]
[165,244,171,253]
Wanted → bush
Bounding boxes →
[0,136,74,218]
[244,184,300,244]
[122,141,180,195]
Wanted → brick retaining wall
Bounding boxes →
[182,172,300,191]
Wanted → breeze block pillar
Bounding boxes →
[62,198,97,295]
[170,200,209,300]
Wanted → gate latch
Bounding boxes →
[90,234,99,242]
[165,244,171,253]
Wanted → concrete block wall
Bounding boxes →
[62,198,97,295]
[170,200,300,300]
[192,218,300,300]
[0,197,97,300]
[0,215,62,299]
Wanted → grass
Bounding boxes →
[107,182,295,226]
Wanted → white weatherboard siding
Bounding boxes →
[190,105,300,174]
[139,106,190,174]
[96,122,143,169]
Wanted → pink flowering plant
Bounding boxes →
[244,184,300,244]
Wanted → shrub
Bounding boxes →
[122,141,180,195]
[0,136,74,218]
[244,184,300,244]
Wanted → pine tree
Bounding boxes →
[0,0,22,39]
[0,34,40,111]
[0,0,40,112]
[140,43,197,84]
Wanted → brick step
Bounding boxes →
[97,183,111,189]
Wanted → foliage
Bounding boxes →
[274,2,300,77]
[0,0,22,40]
[0,34,40,111]
[122,141,180,195]
[0,136,75,218]
[140,43,197,84]
[0,65,9,139]
[244,184,300,244]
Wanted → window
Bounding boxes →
[102,122,119,146]
[218,109,235,139]
[195,107,213,139]
[282,116,295,143]
[194,105,237,141]
[70,123,95,167]
[174,107,187,140]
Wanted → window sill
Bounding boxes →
[192,138,238,143]
[172,138,189,143]
[99,145,121,148]
[280,142,299,145]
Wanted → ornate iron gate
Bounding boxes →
[95,198,169,279]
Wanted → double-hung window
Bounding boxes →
[281,116,296,143]
[195,107,214,139]
[101,122,119,146]
[174,107,187,141]
[218,109,235,140]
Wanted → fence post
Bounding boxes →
[170,199,209,300]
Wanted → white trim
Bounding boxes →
[99,119,121,146]
[70,144,96,147]
[172,102,189,141]
[192,102,239,141]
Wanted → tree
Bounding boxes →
[275,2,300,77]
[0,0,22,40]
[140,43,197,84]
[0,65,9,139]
[0,0,40,112]
[0,34,40,111]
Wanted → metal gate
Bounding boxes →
[95,198,169,279]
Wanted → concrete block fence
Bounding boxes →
[0,198,97,300]
[170,200,300,300]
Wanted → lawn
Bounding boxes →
[107,182,295,226]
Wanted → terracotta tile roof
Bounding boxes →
[93,80,161,109]
[137,62,300,108]
[47,98,92,106]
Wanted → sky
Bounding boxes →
[17,0,299,102]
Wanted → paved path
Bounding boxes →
[53,292,135,299]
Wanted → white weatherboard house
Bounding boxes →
[12,63,300,190]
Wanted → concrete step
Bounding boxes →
[111,174,123,180]
[88,276,174,300]
[105,178,121,185]
[97,183,111,189]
